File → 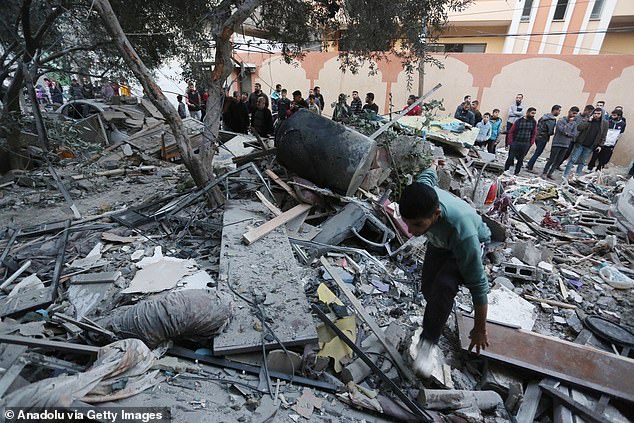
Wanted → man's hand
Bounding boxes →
[468,328,489,355]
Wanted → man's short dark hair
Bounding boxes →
[352,90,358,94]
[552,105,561,112]
[517,93,523,97]
[596,100,605,105]
[483,112,491,117]
[493,108,500,113]
[463,95,470,101]
[366,92,374,101]
[276,84,282,89]
[314,86,320,90]
[399,183,439,219]
[612,109,623,117]
[281,88,287,93]
[570,106,580,113]
[594,107,603,113]
[292,90,302,97]
[527,107,536,113]
[584,104,595,112]
[177,95,182,101]
[308,94,315,99]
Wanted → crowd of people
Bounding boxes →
[216,82,422,138]
[34,77,133,105]
[455,94,631,178]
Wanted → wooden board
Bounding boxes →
[457,314,634,402]
[242,203,311,245]
[214,200,318,355]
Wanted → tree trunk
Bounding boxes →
[1,67,30,170]
[93,0,219,202]
[22,61,50,151]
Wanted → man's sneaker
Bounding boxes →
[526,168,536,174]
[413,338,437,379]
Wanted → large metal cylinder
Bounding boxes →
[275,109,377,196]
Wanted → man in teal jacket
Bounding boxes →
[399,160,490,378]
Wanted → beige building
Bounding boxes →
[440,0,634,55]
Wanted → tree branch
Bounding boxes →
[21,0,35,57]
[37,42,110,65]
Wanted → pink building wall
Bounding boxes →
[239,52,634,167]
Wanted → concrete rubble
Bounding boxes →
[0,107,633,423]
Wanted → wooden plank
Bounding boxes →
[457,314,634,402]
[242,203,311,245]
[214,200,318,355]
[515,382,542,423]
[255,191,282,216]
[265,169,301,202]
[524,295,577,309]
[319,256,414,382]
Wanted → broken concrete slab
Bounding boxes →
[487,285,536,330]
[214,200,318,355]
[512,241,542,267]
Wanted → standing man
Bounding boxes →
[454,95,471,118]
[69,79,84,100]
[474,112,492,147]
[350,91,363,114]
[505,94,524,147]
[277,89,292,120]
[251,97,274,137]
[486,109,502,154]
[362,92,379,115]
[542,107,579,179]
[588,109,625,171]
[526,105,561,172]
[596,100,609,121]
[248,83,268,113]
[454,101,475,126]
[271,84,282,116]
[186,82,202,121]
[563,108,608,179]
[289,90,308,115]
[471,100,482,125]
[313,86,325,113]
[505,107,537,175]
[81,78,94,99]
[177,94,187,119]
[399,160,490,378]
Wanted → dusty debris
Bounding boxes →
[1,107,633,423]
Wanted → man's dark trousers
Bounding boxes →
[420,244,462,343]
[505,142,531,175]
[526,139,547,170]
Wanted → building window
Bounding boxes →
[590,0,605,20]
[429,44,487,53]
[521,0,534,22]
[553,0,569,21]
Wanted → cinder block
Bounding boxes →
[502,263,538,281]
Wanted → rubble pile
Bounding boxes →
[0,106,633,423]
